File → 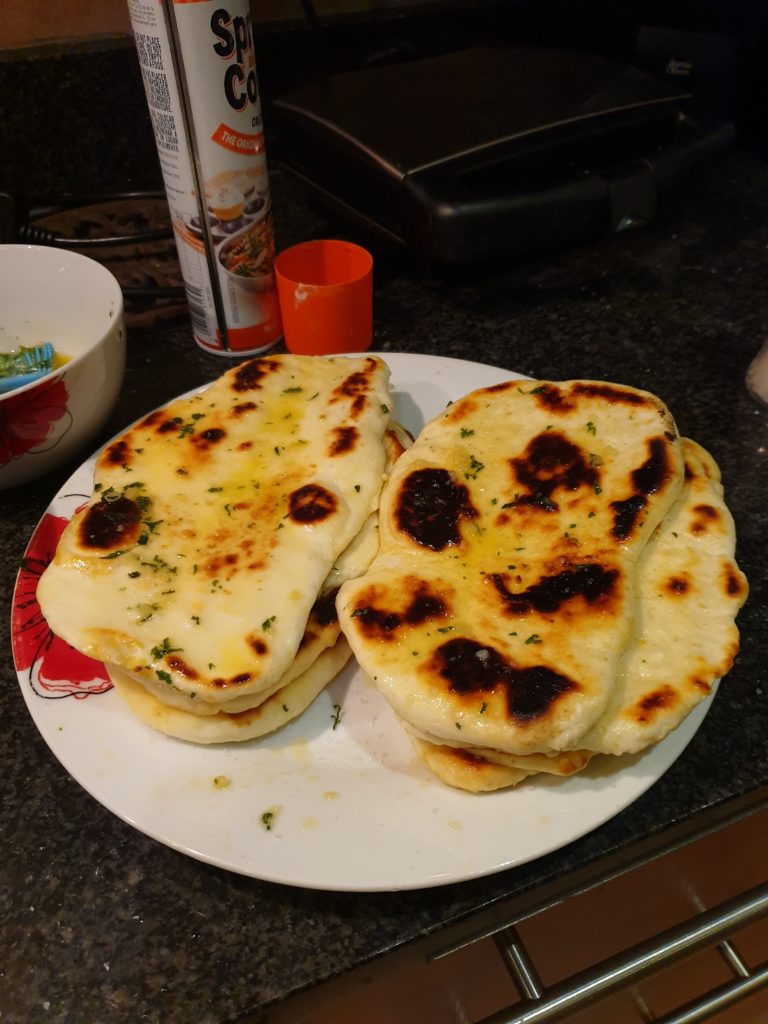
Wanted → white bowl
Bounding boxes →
[0,245,125,489]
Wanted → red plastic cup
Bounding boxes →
[274,239,373,355]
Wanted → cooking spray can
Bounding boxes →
[127,0,282,355]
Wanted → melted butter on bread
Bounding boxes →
[38,355,391,704]
[339,379,686,756]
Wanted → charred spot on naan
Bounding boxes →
[395,467,479,550]
[349,580,450,640]
[722,562,748,601]
[288,483,338,523]
[572,382,656,406]
[629,684,680,724]
[443,395,479,423]
[209,671,255,691]
[230,356,281,392]
[165,655,198,680]
[328,425,359,457]
[508,432,599,511]
[689,503,723,536]
[450,747,490,768]
[230,400,258,416]
[103,438,132,468]
[665,574,691,596]
[78,494,143,553]
[610,436,678,541]
[428,637,579,724]
[190,427,227,452]
[329,358,381,418]
[532,384,575,413]
[488,563,620,617]
[310,588,340,627]
[247,636,268,656]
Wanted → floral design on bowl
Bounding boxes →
[0,375,72,467]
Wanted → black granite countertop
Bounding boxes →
[2,70,768,1023]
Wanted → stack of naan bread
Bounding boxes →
[38,354,407,744]
[38,358,747,789]
[338,378,748,791]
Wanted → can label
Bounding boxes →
[127,0,281,355]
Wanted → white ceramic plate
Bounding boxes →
[12,353,713,892]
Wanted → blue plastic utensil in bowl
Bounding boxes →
[0,245,126,489]
[0,342,56,395]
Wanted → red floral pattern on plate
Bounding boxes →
[0,375,72,466]
[12,510,112,699]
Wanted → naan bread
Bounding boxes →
[339,380,684,756]
[110,636,352,744]
[110,422,412,721]
[404,727,533,793]
[122,587,343,717]
[580,438,748,754]
[38,354,391,706]
[400,718,591,775]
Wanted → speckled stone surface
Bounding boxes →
[1,40,768,1024]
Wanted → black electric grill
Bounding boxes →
[274,47,735,266]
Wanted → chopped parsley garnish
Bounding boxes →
[588,453,602,467]
[465,455,485,480]
[283,386,303,394]
[455,722,462,731]
[594,482,603,495]
[525,634,543,645]
[586,421,597,435]
[331,703,342,729]
[381,403,389,414]
[262,615,276,631]
[155,670,172,684]
[128,570,141,578]
[260,811,275,831]
[100,549,127,560]
[150,638,182,660]
[480,702,488,714]
[354,484,361,492]
[460,427,475,438]
[529,385,546,394]
[436,626,455,633]
[140,554,176,574]
[191,615,200,625]
[208,486,223,493]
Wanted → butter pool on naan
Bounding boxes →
[338,379,685,757]
[38,354,392,708]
